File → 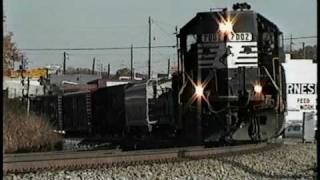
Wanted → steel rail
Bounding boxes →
[4,142,281,174]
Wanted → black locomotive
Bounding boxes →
[174,3,286,145]
[31,3,286,148]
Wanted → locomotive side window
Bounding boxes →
[187,34,197,52]
[278,33,284,48]
[269,33,275,49]
[262,32,275,54]
[293,125,301,131]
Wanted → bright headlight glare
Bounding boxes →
[195,85,204,97]
[219,21,233,34]
[254,84,263,94]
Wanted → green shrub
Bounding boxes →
[3,98,63,153]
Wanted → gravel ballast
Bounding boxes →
[4,141,316,180]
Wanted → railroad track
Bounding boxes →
[4,142,281,174]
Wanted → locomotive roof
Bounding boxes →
[179,10,280,36]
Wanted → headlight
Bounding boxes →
[195,85,204,97]
[254,84,263,94]
[219,21,233,34]
[217,12,237,39]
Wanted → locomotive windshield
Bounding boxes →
[181,11,258,48]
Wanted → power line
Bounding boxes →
[152,18,176,28]
[19,36,316,52]
[21,45,176,51]
[153,21,175,40]
[153,49,171,60]
[284,35,317,40]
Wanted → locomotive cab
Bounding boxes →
[174,5,286,145]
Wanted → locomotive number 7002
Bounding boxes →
[230,32,252,42]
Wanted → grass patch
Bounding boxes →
[3,98,63,153]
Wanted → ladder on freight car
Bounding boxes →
[85,93,92,134]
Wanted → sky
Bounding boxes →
[4,0,317,74]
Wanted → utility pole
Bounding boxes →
[63,52,66,74]
[22,55,25,69]
[168,58,170,76]
[289,34,293,54]
[100,63,103,78]
[317,0,320,178]
[20,55,25,79]
[107,63,110,78]
[148,16,151,79]
[131,44,134,80]
[92,57,95,75]
[26,77,30,116]
[302,42,306,59]
[20,55,24,70]
[176,26,180,73]
[11,53,15,69]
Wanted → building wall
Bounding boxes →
[282,55,317,124]
[3,78,44,98]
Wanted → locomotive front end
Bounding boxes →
[182,9,259,102]
[175,6,286,145]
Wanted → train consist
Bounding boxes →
[31,3,286,148]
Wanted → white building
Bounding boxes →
[3,77,44,98]
[282,54,317,125]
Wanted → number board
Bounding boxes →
[229,32,252,42]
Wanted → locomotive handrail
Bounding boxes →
[272,58,280,80]
[178,72,189,104]
[145,79,160,128]
[261,66,279,91]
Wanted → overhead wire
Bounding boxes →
[20,35,315,52]
[152,18,176,28]
[21,45,176,51]
[153,21,175,41]
[284,35,317,40]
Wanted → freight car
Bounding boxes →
[30,3,286,148]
